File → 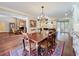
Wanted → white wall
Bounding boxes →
[0,16,14,32]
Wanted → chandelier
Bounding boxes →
[38,6,48,21]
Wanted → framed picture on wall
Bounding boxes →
[9,23,15,33]
[16,18,26,32]
[30,20,36,27]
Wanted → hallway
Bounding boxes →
[57,34,75,56]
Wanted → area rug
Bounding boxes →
[22,42,65,56]
[52,42,65,56]
[7,42,65,56]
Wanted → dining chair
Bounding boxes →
[38,31,56,56]
[22,33,36,56]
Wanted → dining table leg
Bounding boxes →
[28,40,31,56]
[36,42,38,56]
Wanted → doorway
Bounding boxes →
[57,21,69,41]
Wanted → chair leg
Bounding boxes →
[38,46,42,56]
[23,39,26,51]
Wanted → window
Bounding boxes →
[57,21,69,38]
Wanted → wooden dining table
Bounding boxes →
[0,32,55,56]
[0,32,49,56]
[27,32,49,56]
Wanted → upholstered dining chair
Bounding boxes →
[22,32,36,56]
[38,30,56,56]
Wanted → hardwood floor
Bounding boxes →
[0,33,23,56]
[56,34,75,56]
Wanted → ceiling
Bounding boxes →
[0,2,77,18]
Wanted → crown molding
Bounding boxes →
[0,6,34,18]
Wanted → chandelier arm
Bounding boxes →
[41,6,44,16]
